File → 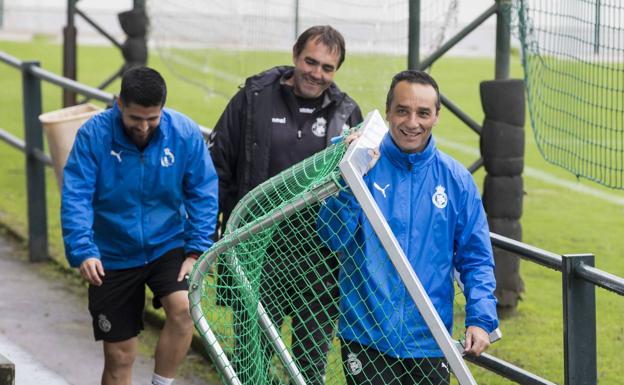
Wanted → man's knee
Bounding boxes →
[104,340,137,369]
[162,291,193,332]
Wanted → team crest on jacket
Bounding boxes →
[432,185,448,208]
[160,147,175,167]
[98,314,112,333]
[311,117,327,137]
[346,352,363,375]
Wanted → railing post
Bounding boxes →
[562,254,596,385]
[21,61,49,263]
[0,353,15,385]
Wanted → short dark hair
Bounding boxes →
[293,25,346,69]
[119,66,167,107]
[386,70,440,112]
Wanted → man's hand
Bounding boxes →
[79,258,105,286]
[463,326,490,357]
[344,132,362,147]
[345,132,381,174]
[177,256,197,282]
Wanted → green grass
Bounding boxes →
[1,39,623,384]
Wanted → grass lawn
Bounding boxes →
[0,38,623,384]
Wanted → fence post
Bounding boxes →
[0,353,15,385]
[21,61,49,263]
[407,0,421,70]
[562,254,596,385]
[495,0,511,79]
[63,0,77,107]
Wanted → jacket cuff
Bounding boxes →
[185,250,201,260]
[465,316,499,334]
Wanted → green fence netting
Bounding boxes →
[189,142,462,384]
[516,0,624,189]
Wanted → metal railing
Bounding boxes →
[484,233,624,385]
[1,51,623,385]
[0,50,210,263]
[0,51,115,262]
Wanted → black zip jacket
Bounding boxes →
[210,66,363,236]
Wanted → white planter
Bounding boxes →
[39,103,103,189]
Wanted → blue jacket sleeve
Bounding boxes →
[317,185,361,253]
[61,125,100,267]
[183,127,219,254]
[453,181,499,333]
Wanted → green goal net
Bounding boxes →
[188,112,489,385]
[516,0,624,189]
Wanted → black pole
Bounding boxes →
[467,157,484,174]
[408,0,420,70]
[495,0,511,79]
[418,3,497,71]
[562,254,597,385]
[78,66,124,104]
[439,93,482,135]
[21,62,49,263]
[63,0,77,107]
[75,7,123,49]
[133,0,145,11]
[466,352,557,385]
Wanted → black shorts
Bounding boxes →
[340,338,451,385]
[88,248,188,342]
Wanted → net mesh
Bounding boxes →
[516,0,624,189]
[189,142,460,384]
[147,0,458,112]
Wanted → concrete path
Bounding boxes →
[0,235,211,385]
[0,334,72,385]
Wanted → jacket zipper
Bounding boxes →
[402,165,414,344]
[139,152,146,263]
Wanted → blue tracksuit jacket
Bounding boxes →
[61,103,218,270]
[318,133,498,358]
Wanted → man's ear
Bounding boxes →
[116,98,123,110]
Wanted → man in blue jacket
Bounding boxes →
[61,67,218,385]
[318,70,498,385]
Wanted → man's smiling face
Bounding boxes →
[288,37,340,99]
[386,80,439,153]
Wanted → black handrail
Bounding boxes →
[0,51,22,69]
[1,50,212,140]
[576,262,624,296]
[490,232,563,271]
[466,352,556,385]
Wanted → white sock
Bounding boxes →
[151,373,174,385]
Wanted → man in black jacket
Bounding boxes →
[211,25,362,385]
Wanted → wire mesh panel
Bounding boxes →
[147,0,458,112]
[188,114,484,384]
[516,0,624,189]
